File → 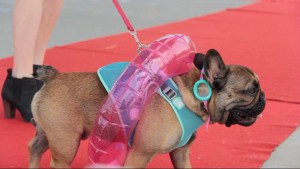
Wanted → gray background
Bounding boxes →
[1,0,254,58]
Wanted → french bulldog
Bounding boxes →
[28,49,265,168]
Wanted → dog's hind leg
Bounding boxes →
[46,129,81,168]
[169,133,196,168]
[28,125,49,168]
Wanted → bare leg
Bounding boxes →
[2,0,63,121]
[12,0,44,78]
[12,0,63,78]
[34,0,64,65]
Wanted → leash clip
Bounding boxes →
[112,0,147,53]
[129,30,147,53]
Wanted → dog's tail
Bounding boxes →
[34,65,58,83]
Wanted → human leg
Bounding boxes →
[2,0,63,121]
[34,0,64,65]
[12,0,44,78]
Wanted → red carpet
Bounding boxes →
[0,0,299,168]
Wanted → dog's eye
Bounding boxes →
[247,87,257,95]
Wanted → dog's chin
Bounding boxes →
[225,109,256,127]
[224,92,265,127]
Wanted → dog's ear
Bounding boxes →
[203,49,228,90]
[194,53,205,70]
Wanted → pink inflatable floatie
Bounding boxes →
[88,34,197,166]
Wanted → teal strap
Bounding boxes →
[158,79,203,148]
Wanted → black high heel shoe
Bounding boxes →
[1,69,38,122]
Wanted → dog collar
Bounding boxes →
[193,68,212,109]
[193,68,212,130]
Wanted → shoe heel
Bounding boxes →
[2,99,16,118]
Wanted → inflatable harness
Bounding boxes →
[98,62,204,148]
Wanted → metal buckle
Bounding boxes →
[161,83,177,100]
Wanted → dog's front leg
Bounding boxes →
[169,145,192,168]
[169,134,196,168]
[124,147,155,168]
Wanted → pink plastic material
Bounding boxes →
[88,34,197,166]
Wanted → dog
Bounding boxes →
[28,49,265,168]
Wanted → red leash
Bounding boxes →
[112,0,134,32]
[112,0,146,53]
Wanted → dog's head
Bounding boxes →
[193,49,266,127]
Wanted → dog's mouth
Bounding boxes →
[225,109,256,127]
[225,92,266,127]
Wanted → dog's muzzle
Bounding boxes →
[226,92,266,127]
